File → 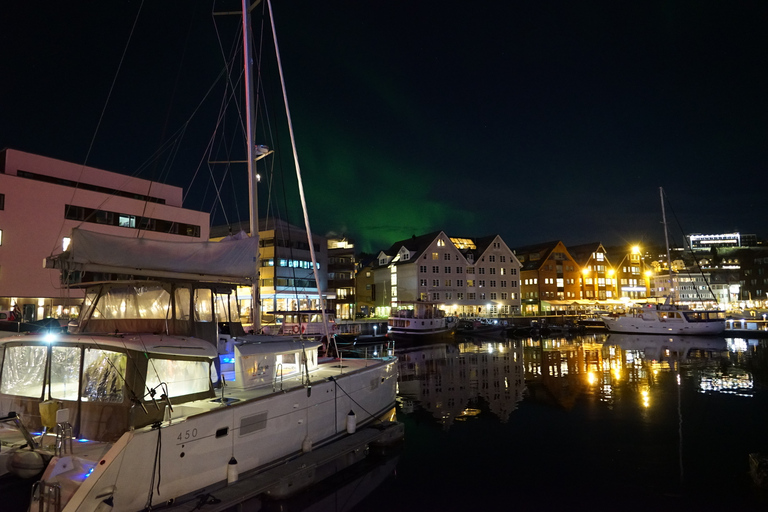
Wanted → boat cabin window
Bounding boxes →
[82,349,127,403]
[1,345,47,397]
[175,287,191,320]
[91,285,171,320]
[50,346,81,400]
[195,288,214,322]
[276,352,300,376]
[145,358,210,397]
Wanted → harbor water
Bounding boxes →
[343,331,768,512]
[4,332,768,511]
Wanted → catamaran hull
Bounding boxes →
[53,360,396,511]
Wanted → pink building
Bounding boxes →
[0,148,210,321]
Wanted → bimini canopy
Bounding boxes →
[49,228,258,284]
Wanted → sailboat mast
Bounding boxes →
[660,187,674,301]
[242,0,260,331]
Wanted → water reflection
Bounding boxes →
[396,339,525,428]
[397,332,762,422]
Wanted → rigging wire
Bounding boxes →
[662,189,720,305]
[53,0,146,256]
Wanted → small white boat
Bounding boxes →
[387,300,455,343]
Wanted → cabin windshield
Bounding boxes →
[213,290,239,323]
[0,345,127,403]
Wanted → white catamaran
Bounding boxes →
[0,2,397,510]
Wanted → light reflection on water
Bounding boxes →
[350,332,768,512]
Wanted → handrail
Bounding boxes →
[0,413,38,449]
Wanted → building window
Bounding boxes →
[444,266,451,273]
[420,265,427,273]
[0,193,4,210]
[457,267,463,273]
[489,255,496,262]
[444,253,451,260]
[420,279,427,286]
[432,292,440,300]
[432,266,439,273]
[478,268,485,274]
[432,252,439,260]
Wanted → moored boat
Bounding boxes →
[601,299,726,335]
[387,300,455,343]
[0,230,397,511]
[455,318,506,336]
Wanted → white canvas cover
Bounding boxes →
[58,228,258,282]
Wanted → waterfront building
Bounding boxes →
[569,242,617,301]
[607,245,650,300]
[0,148,209,321]
[371,232,521,318]
[210,218,330,324]
[650,272,723,306]
[355,258,377,318]
[688,232,758,251]
[327,237,356,320]
[513,241,581,315]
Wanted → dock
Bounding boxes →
[168,421,404,512]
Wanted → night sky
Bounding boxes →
[2,1,766,253]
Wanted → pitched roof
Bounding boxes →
[567,242,604,266]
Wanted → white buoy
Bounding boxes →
[227,457,238,484]
[346,410,357,434]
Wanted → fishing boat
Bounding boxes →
[0,3,397,510]
[601,188,726,336]
[387,300,456,343]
